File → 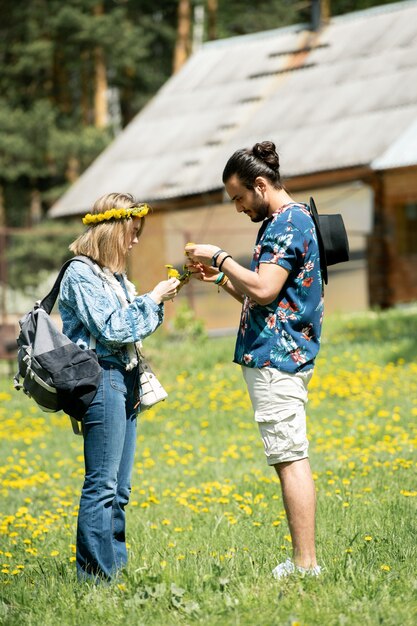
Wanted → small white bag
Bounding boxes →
[138,357,168,410]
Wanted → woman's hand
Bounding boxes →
[149,277,180,304]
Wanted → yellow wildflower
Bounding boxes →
[165,265,181,279]
[82,205,149,225]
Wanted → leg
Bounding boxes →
[112,385,137,569]
[241,366,320,575]
[76,364,129,581]
[274,457,317,568]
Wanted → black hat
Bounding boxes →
[309,197,350,285]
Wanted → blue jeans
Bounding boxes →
[76,360,139,581]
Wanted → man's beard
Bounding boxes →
[250,190,269,222]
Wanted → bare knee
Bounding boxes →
[273,457,311,480]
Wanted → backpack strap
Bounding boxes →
[39,256,100,314]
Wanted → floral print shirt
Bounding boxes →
[59,261,164,366]
[234,203,324,373]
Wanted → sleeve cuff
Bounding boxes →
[259,258,293,272]
[143,293,164,312]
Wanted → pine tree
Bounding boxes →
[0,0,178,227]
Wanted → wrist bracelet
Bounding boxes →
[211,249,225,268]
[216,274,229,292]
[214,272,225,285]
[218,254,232,272]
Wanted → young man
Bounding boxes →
[185,140,323,578]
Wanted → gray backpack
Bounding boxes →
[14,256,102,421]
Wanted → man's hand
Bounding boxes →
[184,243,225,283]
[184,243,246,303]
[184,243,221,266]
[184,260,220,284]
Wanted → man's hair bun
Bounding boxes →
[222,139,282,190]
[252,141,280,172]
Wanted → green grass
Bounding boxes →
[1,307,417,625]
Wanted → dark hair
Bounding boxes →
[222,141,282,189]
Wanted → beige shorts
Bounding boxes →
[242,366,313,465]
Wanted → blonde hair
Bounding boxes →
[70,193,147,273]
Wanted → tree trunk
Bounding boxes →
[207,0,218,41]
[29,188,42,226]
[93,4,108,128]
[0,185,5,228]
[53,47,71,114]
[321,0,331,24]
[66,156,80,183]
[192,4,205,53]
[173,0,192,74]
[81,49,91,126]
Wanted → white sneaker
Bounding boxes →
[272,558,321,579]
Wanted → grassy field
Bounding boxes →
[0,307,416,626]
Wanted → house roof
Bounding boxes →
[372,117,417,170]
[50,1,417,217]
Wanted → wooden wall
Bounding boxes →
[129,182,372,331]
[368,166,417,308]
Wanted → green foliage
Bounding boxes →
[330,0,405,14]
[0,0,178,226]
[48,125,112,178]
[6,221,82,294]
[170,302,207,339]
[217,0,300,37]
[0,100,53,181]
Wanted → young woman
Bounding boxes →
[59,192,179,582]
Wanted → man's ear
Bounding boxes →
[254,176,268,193]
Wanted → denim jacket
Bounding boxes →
[59,261,164,366]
